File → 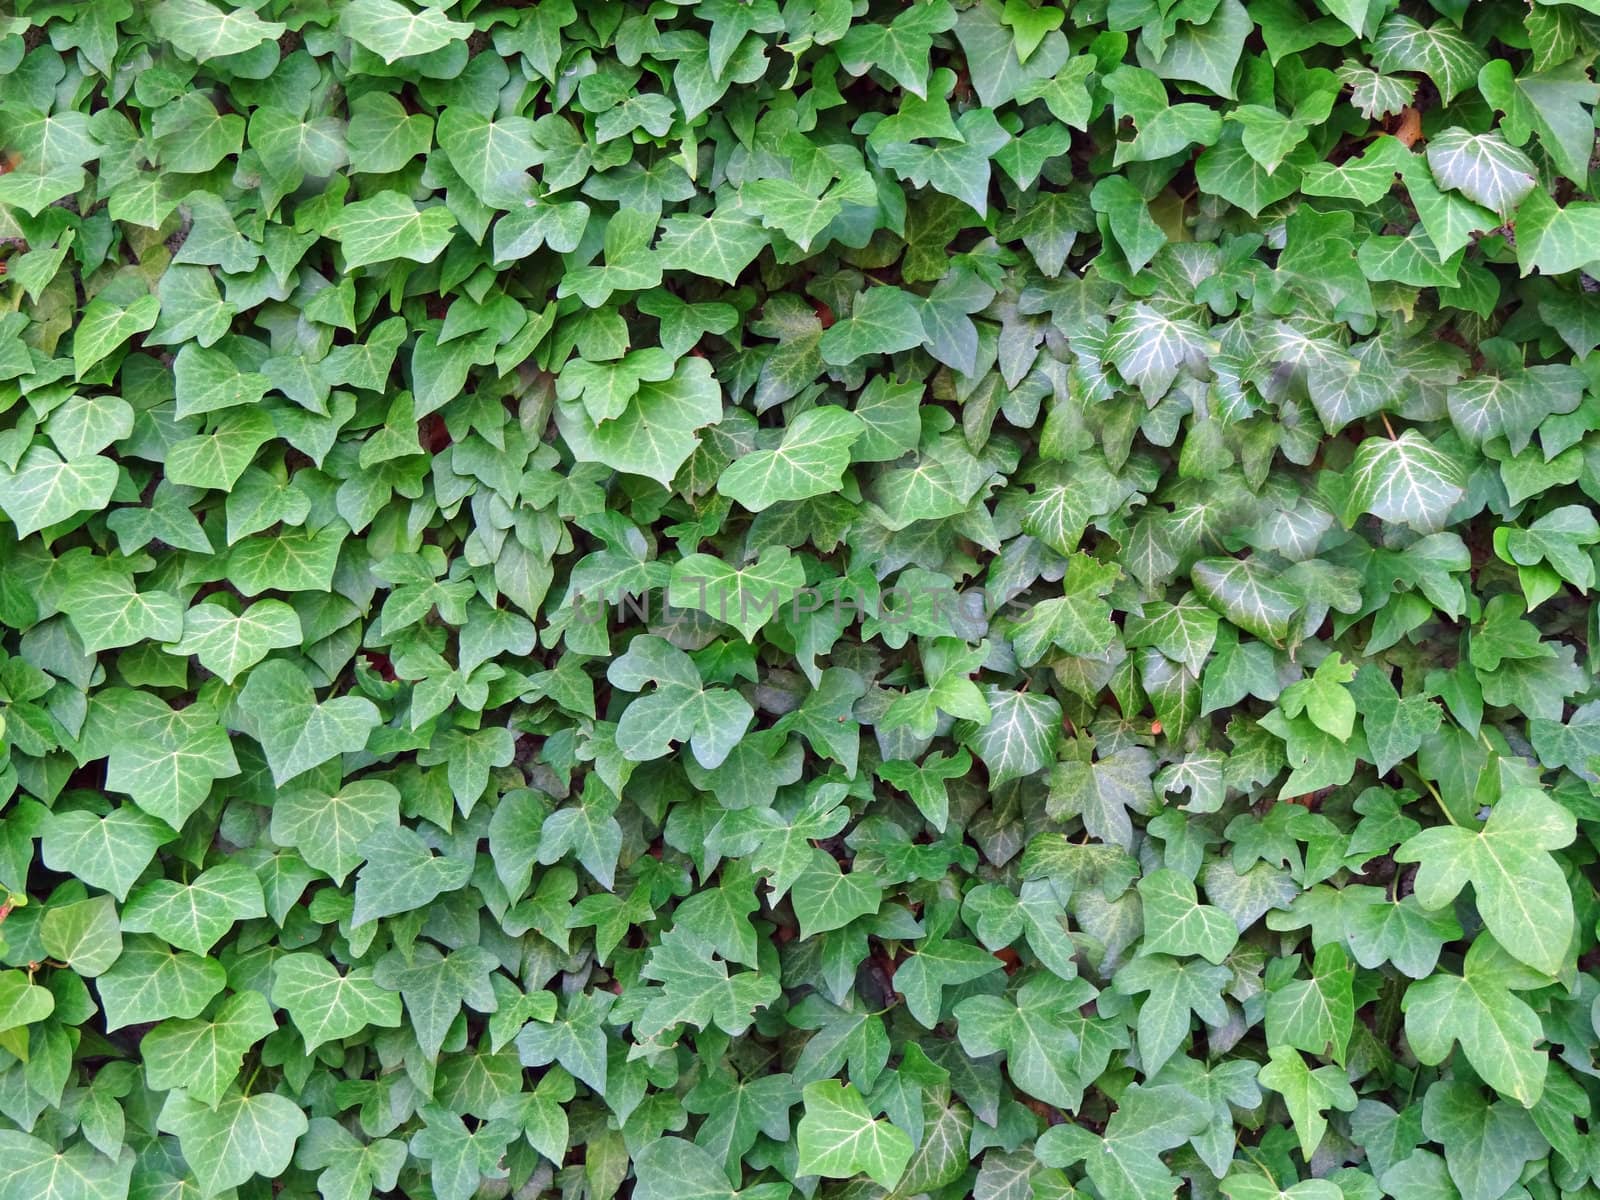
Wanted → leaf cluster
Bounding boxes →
[1,1,1600,1200]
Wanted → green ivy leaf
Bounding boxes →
[1138,869,1240,964]
[0,446,120,538]
[236,660,382,787]
[271,953,404,1053]
[1343,431,1467,534]
[331,191,458,269]
[718,407,865,511]
[1395,788,1575,976]
[142,990,279,1107]
[157,1090,310,1198]
[1257,1045,1358,1159]
[270,780,401,885]
[121,860,265,955]
[1402,935,1551,1105]
[796,1080,914,1189]
[340,0,471,62]
[0,1133,131,1200]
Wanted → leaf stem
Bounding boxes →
[1419,777,1459,827]
[1238,1141,1278,1188]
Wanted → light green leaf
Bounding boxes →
[1192,558,1301,645]
[819,288,929,366]
[371,945,499,1059]
[656,210,771,286]
[40,896,122,977]
[347,93,434,174]
[237,660,381,787]
[965,688,1062,785]
[1257,1045,1358,1159]
[1013,554,1120,665]
[249,108,348,180]
[1139,0,1251,97]
[296,1119,408,1200]
[1403,935,1551,1105]
[1421,1080,1546,1200]
[331,191,458,269]
[157,1089,309,1199]
[1425,129,1537,216]
[0,971,56,1034]
[0,446,120,538]
[340,0,471,62]
[352,825,475,926]
[46,394,134,461]
[41,809,174,903]
[1395,788,1575,976]
[796,1080,913,1190]
[718,407,865,511]
[270,779,400,885]
[1371,15,1488,104]
[1448,366,1584,456]
[1513,188,1600,277]
[555,356,723,486]
[1265,943,1356,1061]
[437,109,540,208]
[149,0,285,61]
[668,548,807,641]
[97,936,227,1031]
[895,934,1003,1027]
[1343,431,1466,534]
[955,974,1100,1108]
[59,569,184,655]
[1138,868,1239,964]
[1107,304,1218,402]
[72,295,159,381]
[1036,1084,1213,1200]
[0,1133,131,1200]
[791,854,881,936]
[838,1,957,98]
[1048,748,1159,852]
[121,860,266,955]
[633,1138,750,1200]
[271,953,403,1053]
[173,344,271,419]
[142,990,279,1108]
[165,409,276,492]
[171,600,303,685]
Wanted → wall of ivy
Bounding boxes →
[0,0,1598,1198]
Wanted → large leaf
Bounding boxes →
[0,447,119,537]
[157,1090,310,1198]
[556,357,724,486]
[0,1133,132,1200]
[796,1080,914,1189]
[271,953,404,1053]
[1403,936,1552,1105]
[718,407,865,511]
[340,0,471,62]
[1425,129,1537,216]
[965,688,1062,785]
[149,0,285,62]
[331,191,458,268]
[270,780,401,885]
[236,660,381,786]
[1343,431,1467,533]
[142,991,279,1107]
[1395,788,1575,976]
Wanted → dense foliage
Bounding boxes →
[1,0,1600,1198]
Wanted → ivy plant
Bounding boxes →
[1,1,1599,1200]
